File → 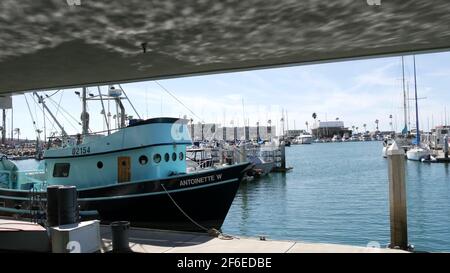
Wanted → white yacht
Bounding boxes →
[294,132,313,144]
[406,146,431,161]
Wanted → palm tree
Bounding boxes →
[356,126,359,133]
[363,124,367,133]
[336,117,339,121]
[375,119,379,131]
[312,113,317,120]
[14,128,20,142]
[305,121,309,132]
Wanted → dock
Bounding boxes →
[99,225,406,253]
[0,217,407,253]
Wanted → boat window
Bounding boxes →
[179,152,184,161]
[53,163,70,178]
[97,161,103,169]
[164,153,170,162]
[139,155,148,165]
[172,152,177,161]
[153,153,161,163]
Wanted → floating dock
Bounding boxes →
[99,225,406,253]
[0,218,407,253]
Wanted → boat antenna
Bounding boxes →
[118,84,141,120]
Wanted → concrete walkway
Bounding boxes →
[100,226,406,253]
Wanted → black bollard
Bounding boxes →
[111,221,132,253]
[46,185,62,227]
[57,186,79,225]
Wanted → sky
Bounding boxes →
[5,51,450,140]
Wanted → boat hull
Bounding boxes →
[0,163,251,232]
[406,148,430,161]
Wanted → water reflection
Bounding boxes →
[223,142,450,252]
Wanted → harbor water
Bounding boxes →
[222,141,450,252]
[13,141,450,252]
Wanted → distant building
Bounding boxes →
[311,121,352,138]
[285,129,307,138]
[190,123,276,141]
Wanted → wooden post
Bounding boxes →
[387,141,408,250]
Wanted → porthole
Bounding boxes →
[153,153,161,163]
[164,153,170,162]
[97,161,103,169]
[172,152,177,161]
[179,152,184,161]
[139,155,148,165]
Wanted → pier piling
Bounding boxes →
[387,141,408,250]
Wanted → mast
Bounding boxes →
[33,92,68,138]
[401,56,408,135]
[413,55,420,144]
[10,105,13,143]
[81,87,89,135]
[1,109,5,144]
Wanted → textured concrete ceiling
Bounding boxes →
[1,0,450,94]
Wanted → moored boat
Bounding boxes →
[0,87,251,232]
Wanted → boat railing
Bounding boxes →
[45,127,123,149]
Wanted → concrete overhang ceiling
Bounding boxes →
[1,0,450,94]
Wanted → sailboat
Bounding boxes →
[0,86,251,231]
[383,56,409,158]
[406,56,431,161]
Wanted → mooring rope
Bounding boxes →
[160,183,237,240]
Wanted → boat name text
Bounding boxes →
[179,174,222,187]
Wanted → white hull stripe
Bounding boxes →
[79,178,239,202]
[0,178,239,202]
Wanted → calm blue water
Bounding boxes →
[222,141,450,252]
[13,142,450,252]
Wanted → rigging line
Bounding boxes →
[45,89,61,99]
[45,93,79,132]
[23,94,38,133]
[117,84,142,120]
[47,91,64,133]
[154,81,204,123]
[46,94,81,127]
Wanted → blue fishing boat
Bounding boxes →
[0,86,251,231]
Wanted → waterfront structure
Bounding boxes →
[311,121,352,139]
[190,123,276,141]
